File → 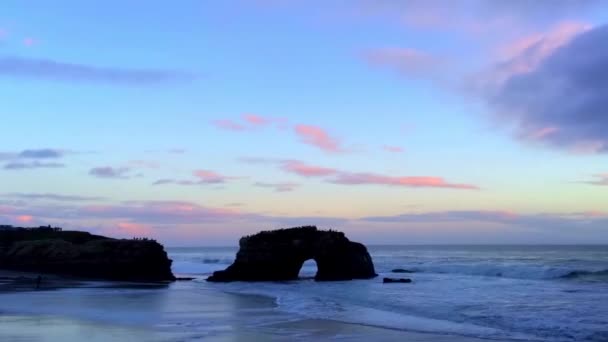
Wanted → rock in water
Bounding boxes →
[207,226,377,282]
[383,277,412,283]
[391,268,415,273]
[0,227,175,281]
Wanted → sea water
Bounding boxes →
[170,245,608,341]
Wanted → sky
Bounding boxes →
[1,0,607,246]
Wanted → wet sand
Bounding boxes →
[0,315,511,342]
[0,271,511,341]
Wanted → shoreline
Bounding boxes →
[0,270,515,342]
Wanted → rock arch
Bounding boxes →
[207,226,377,282]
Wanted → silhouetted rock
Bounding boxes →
[207,226,377,282]
[391,268,415,273]
[0,227,175,281]
[383,277,412,283]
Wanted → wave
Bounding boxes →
[393,264,608,282]
[170,254,234,275]
[559,269,608,281]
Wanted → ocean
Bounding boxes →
[171,245,608,341]
[0,245,606,341]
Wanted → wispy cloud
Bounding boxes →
[242,113,270,126]
[360,210,608,233]
[1,148,65,160]
[330,172,479,190]
[4,193,105,202]
[294,124,346,153]
[152,169,239,186]
[18,148,64,159]
[0,56,198,85]
[254,182,300,192]
[270,159,479,190]
[194,169,232,183]
[212,114,285,132]
[89,167,131,179]
[247,158,478,190]
[4,161,65,170]
[281,160,338,177]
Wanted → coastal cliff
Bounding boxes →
[208,226,377,282]
[0,226,175,281]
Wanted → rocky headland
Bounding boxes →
[0,225,175,281]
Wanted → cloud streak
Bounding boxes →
[4,161,65,170]
[4,193,105,202]
[211,114,285,132]
[153,170,239,186]
[281,160,338,177]
[294,124,346,153]
[249,158,479,190]
[89,167,131,179]
[0,56,197,85]
[330,173,479,189]
[254,182,300,192]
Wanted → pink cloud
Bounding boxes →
[294,124,344,153]
[117,222,152,236]
[281,160,338,177]
[527,126,559,140]
[242,113,270,126]
[16,215,33,223]
[382,145,404,153]
[193,169,230,183]
[211,119,247,131]
[492,21,591,81]
[212,114,285,132]
[330,172,478,190]
[275,159,478,190]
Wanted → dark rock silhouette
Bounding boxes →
[391,268,415,273]
[383,277,412,283]
[207,226,377,282]
[0,226,175,281]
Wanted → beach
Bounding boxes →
[0,272,497,342]
[1,245,607,341]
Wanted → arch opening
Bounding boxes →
[298,259,318,279]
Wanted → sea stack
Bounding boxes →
[207,226,377,282]
[0,225,175,281]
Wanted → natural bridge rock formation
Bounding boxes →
[207,226,377,282]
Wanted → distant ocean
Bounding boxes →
[170,245,608,341]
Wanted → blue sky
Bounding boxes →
[1,1,607,245]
